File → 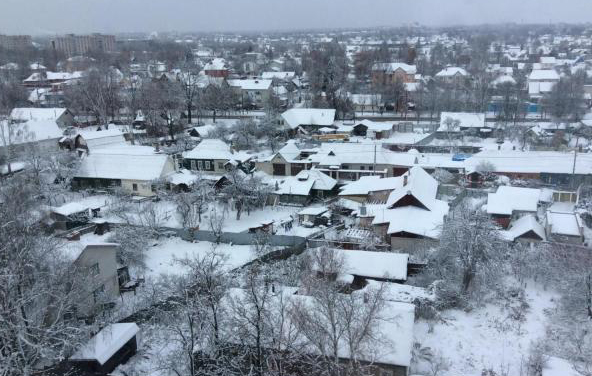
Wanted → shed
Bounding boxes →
[70,323,140,374]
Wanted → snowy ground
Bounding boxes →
[413,283,557,376]
[143,237,258,277]
[101,198,319,236]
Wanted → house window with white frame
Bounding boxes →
[197,160,203,170]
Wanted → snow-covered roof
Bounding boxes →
[373,203,449,238]
[546,210,582,237]
[354,119,394,132]
[503,215,546,241]
[51,195,110,216]
[298,206,328,216]
[10,107,67,121]
[339,175,403,196]
[465,151,592,175]
[261,71,295,80]
[528,69,560,81]
[486,186,541,215]
[372,62,417,74]
[322,248,409,281]
[75,152,172,181]
[276,169,337,196]
[435,66,468,77]
[0,119,63,146]
[281,108,336,129]
[438,112,486,132]
[70,323,140,365]
[184,139,235,160]
[23,71,83,82]
[228,79,272,91]
[76,128,126,149]
[492,74,517,86]
[167,169,200,186]
[386,166,438,210]
[204,58,227,71]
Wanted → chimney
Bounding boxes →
[403,175,408,186]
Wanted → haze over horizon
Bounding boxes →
[1,0,592,36]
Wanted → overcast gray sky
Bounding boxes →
[0,0,591,35]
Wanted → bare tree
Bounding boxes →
[433,201,507,295]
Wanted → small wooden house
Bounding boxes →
[70,323,140,374]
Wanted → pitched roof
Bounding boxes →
[75,152,172,181]
[503,215,546,241]
[386,166,438,210]
[529,69,560,81]
[228,79,272,90]
[371,62,417,74]
[339,175,404,196]
[438,112,486,132]
[281,108,336,129]
[486,186,541,215]
[10,107,67,121]
[71,323,140,365]
[0,119,63,146]
[435,67,468,77]
[184,139,234,160]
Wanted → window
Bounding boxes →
[89,262,100,276]
[218,162,224,170]
[197,160,203,170]
[190,160,196,170]
[93,285,105,303]
[132,183,138,191]
[205,161,211,170]
[360,165,365,170]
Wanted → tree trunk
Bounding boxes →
[187,104,192,125]
[461,269,474,294]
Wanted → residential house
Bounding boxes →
[10,107,75,128]
[502,215,546,243]
[370,166,449,251]
[435,66,469,85]
[280,108,336,133]
[339,175,405,203]
[486,186,542,228]
[183,139,252,174]
[72,148,176,196]
[227,79,272,109]
[465,151,592,186]
[437,112,490,138]
[272,168,337,205]
[312,248,409,285]
[528,69,560,99]
[545,208,584,245]
[371,62,417,86]
[204,58,229,78]
[351,119,394,139]
[62,242,120,315]
[23,71,83,89]
[0,117,64,154]
[255,140,314,176]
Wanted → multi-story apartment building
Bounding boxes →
[0,34,32,50]
[51,33,116,56]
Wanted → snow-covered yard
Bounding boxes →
[413,283,557,376]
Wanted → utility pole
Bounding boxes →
[373,144,377,174]
[572,148,578,189]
